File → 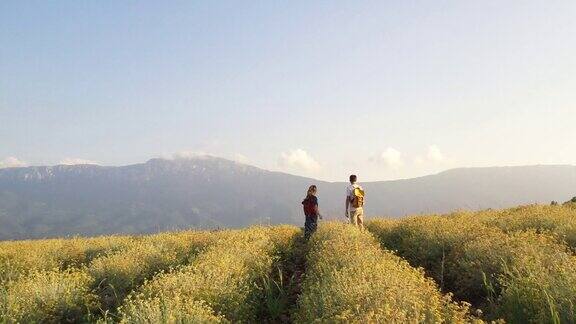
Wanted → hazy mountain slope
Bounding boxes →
[0,157,575,240]
[359,165,576,217]
[0,157,322,239]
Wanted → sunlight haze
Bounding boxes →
[1,1,575,181]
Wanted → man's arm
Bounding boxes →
[345,197,350,218]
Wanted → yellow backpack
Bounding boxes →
[351,187,365,208]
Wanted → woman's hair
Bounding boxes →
[306,185,317,197]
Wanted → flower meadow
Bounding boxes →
[367,204,576,323]
[0,204,575,323]
[293,222,477,323]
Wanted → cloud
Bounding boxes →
[59,158,99,165]
[234,154,250,164]
[413,156,425,166]
[172,151,214,159]
[414,145,453,166]
[278,149,321,173]
[0,156,28,168]
[427,145,445,163]
[372,148,404,169]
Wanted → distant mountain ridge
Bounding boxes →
[1,157,575,240]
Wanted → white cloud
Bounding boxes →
[172,151,214,159]
[234,154,250,164]
[278,149,321,173]
[59,158,99,165]
[413,145,454,167]
[0,156,28,168]
[373,148,404,169]
[427,145,445,163]
[413,156,425,166]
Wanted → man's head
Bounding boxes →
[349,174,357,184]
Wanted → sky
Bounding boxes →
[1,1,575,181]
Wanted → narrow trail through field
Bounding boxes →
[285,235,308,323]
[259,232,308,323]
[291,222,475,322]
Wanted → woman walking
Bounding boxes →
[302,185,322,240]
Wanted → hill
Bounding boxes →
[0,156,575,239]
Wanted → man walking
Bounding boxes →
[345,174,365,230]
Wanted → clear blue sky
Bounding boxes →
[1,1,575,181]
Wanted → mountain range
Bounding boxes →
[1,156,575,240]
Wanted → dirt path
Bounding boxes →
[284,235,308,322]
[259,233,308,323]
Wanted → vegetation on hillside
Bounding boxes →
[0,235,134,284]
[367,204,576,323]
[119,227,299,323]
[293,222,476,323]
[1,204,575,323]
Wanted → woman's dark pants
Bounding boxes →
[304,216,318,240]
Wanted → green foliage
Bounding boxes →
[2,206,575,324]
[88,231,215,312]
[294,222,476,323]
[368,208,576,323]
[476,204,576,250]
[118,297,225,324]
[0,235,134,285]
[119,226,300,323]
[1,269,98,323]
[367,213,493,292]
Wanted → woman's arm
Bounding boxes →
[313,196,322,219]
[313,204,322,219]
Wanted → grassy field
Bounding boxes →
[1,204,575,323]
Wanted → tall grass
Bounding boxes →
[258,225,306,322]
[0,268,98,323]
[368,211,576,323]
[453,230,576,323]
[1,206,574,323]
[475,204,576,250]
[294,222,476,323]
[88,230,215,313]
[0,235,134,285]
[119,226,300,323]
[367,214,499,295]
[0,231,216,323]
